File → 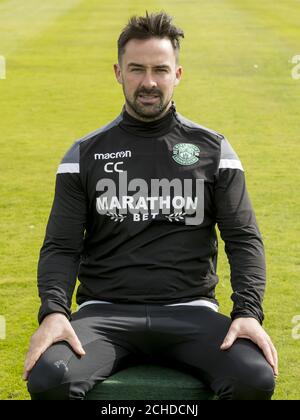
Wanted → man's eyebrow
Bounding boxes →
[127,62,171,69]
[155,64,171,69]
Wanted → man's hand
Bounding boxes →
[23,313,85,381]
[220,317,278,377]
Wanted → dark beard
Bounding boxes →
[125,91,170,121]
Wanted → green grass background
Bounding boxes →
[0,0,299,400]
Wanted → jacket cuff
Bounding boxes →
[38,300,71,325]
[230,310,264,325]
[230,308,265,325]
[231,294,264,325]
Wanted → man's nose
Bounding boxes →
[141,71,158,89]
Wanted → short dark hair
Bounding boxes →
[117,11,184,65]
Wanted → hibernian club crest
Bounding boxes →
[172,143,200,166]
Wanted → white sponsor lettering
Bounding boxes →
[94,150,132,160]
[104,161,124,173]
[95,171,204,225]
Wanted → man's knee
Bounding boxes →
[233,365,275,400]
[214,364,276,400]
[27,349,71,400]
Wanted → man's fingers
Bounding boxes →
[23,349,44,381]
[23,362,30,380]
[23,315,83,381]
[23,337,53,381]
[220,328,238,350]
[266,337,279,376]
[257,337,276,374]
[65,332,86,356]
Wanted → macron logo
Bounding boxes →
[94,150,132,160]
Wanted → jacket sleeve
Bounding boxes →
[214,137,266,324]
[37,141,87,324]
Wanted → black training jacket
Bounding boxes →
[37,102,266,324]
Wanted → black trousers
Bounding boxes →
[27,303,276,400]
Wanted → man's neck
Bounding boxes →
[124,101,173,122]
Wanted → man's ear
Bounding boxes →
[114,63,123,85]
[174,66,183,87]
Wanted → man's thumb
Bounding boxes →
[66,333,86,356]
[220,330,237,350]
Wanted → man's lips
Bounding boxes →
[137,93,160,104]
